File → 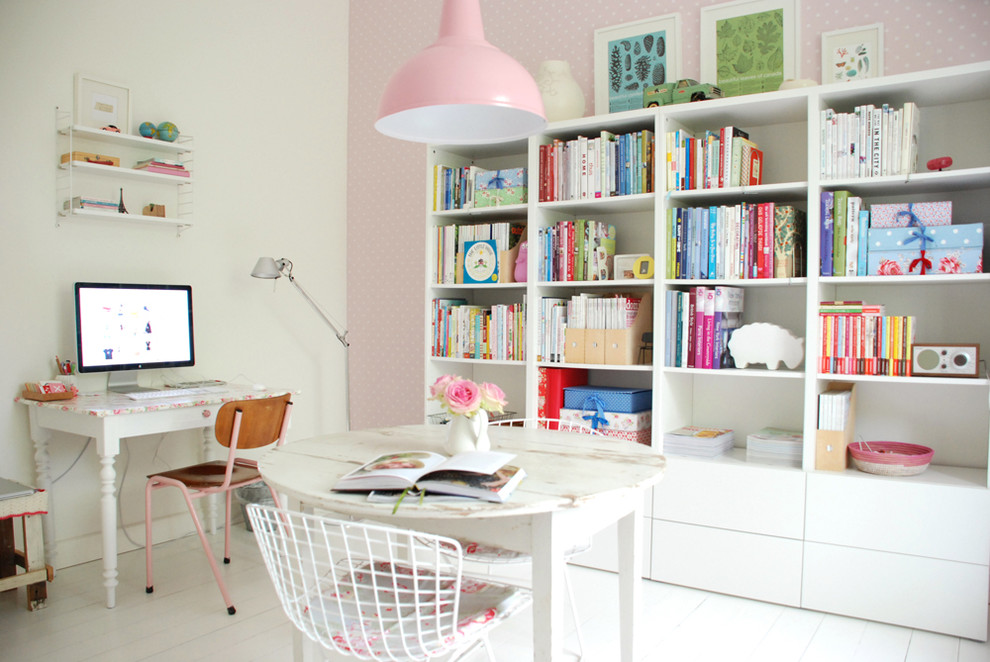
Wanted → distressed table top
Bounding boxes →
[259,424,666,520]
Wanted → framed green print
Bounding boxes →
[700,0,799,97]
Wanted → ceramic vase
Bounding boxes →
[536,60,585,122]
[445,409,491,454]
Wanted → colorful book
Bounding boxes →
[820,192,834,276]
[773,205,805,278]
[832,190,848,277]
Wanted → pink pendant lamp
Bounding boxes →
[375,0,546,145]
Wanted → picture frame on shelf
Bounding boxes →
[74,74,131,133]
[822,23,884,83]
[700,0,799,97]
[594,13,682,115]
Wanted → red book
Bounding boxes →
[748,149,764,185]
[539,367,588,429]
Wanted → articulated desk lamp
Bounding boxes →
[251,257,350,431]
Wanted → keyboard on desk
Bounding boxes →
[124,386,227,400]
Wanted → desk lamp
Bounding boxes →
[374,0,546,144]
[251,257,350,431]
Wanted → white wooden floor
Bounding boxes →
[2,524,989,661]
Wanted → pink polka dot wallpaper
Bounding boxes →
[347,0,990,429]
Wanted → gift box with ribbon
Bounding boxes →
[867,221,984,275]
[562,385,652,413]
[474,168,528,208]
[559,394,652,445]
[869,201,952,228]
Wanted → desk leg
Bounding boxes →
[98,448,118,609]
[27,413,57,572]
[202,426,218,534]
[617,503,643,662]
[532,512,565,662]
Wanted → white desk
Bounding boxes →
[16,385,291,608]
[258,424,666,662]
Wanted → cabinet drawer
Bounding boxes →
[803,541,988,641]
[653,457,805,539]
[805,472,990,564]
[651,520,802,607]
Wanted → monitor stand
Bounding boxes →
[106,370,151,394]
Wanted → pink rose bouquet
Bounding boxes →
[429,374,506,418]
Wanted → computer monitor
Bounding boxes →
[74,282,195,393]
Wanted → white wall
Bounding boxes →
[0,0,349,566]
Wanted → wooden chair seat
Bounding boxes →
[149,460,260,490]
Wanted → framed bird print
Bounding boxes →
[822,24,884,83]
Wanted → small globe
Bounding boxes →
[139,122,157,138]
[157,121,179,142]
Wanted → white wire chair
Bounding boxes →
[247,503,532,661]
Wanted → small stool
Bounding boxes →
[0,485,51,611]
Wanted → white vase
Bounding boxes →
[445,409,490,454]
[536,60,585,123]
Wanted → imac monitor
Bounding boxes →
[74,282,195,393]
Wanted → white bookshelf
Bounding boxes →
[424,61,990,640]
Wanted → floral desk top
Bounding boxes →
[14,385,291,417]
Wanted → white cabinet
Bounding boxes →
[55,107,194,232]
[802,469,990,639]
[423,60,990,639]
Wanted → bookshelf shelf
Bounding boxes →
[666,181,808,203]
[537,362,653,372]
[430,357,526,367]
[430,283,527,291]
[815,372,989,387]
[57,207,192,232]
[537,192,656,214]
[665,366,804,379]
[424,60,990,640]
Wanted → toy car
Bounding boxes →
[644,79,723,107]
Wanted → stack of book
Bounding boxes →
[431,298,525,361]
[667,202,804,280]
[133,158,190,177]
[432,222,524,285]
[820,102,920,180]
[664,285,743,370]
[433,164,481,210]
[665,125,763,191]
[538,129,655,201]
[538,297,568,363]
[746,427,803,467]
[818,300,915,376]
[538,219,616,282]
[819,389,853,431]
[663,425,735,458]
[65,196,118,212]
[819,190,869,276]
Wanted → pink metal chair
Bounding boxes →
[144,394,292,614]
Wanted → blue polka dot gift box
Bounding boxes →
[867,223,984,276]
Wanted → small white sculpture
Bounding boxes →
[728,323,804,370]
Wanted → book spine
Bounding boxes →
[820,192,834,277]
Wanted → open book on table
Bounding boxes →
[333,450,526,503]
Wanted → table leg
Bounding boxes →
[532,512,565,661]
[617,504,643,662]
[98,450,118,608]
[27,411,57,571]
